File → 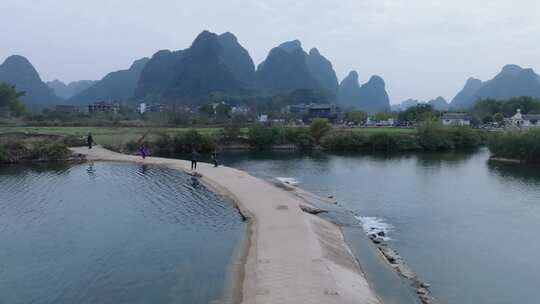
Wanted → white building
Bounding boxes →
[441,113,471,126]
[258,114,269,123]
[509,109,540,128]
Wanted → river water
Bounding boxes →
[0,162,245,304]
[220,148,540,304]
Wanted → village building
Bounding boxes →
[509,109,540,128]
[139,103,166,114]
[305,104,338,122]
[55,105,79,113]
[88,101,120,114]
[441,113,471,126]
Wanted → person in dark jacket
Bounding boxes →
[211,150,219,167]
[191,149,199,170]
[87,132,94,149]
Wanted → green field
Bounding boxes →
[0,126,222,146]
[348,127,416,134]
[0,126,417,146]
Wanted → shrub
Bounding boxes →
[247,123,280,149]
[447,126,481,149]
[489,129,540,163]
[172,129,217,153]
[62,135,86,147]
[310,118,332,143]
[321,132,369,151]
[30,141,70,161]
[221,123,242,141]
[0,145,9,162]
[416,122,454,151]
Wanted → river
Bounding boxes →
[220,148,540,304]
[0,162,245,304]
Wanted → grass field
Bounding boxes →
[348,127,416,134]
[0,126,417,146]
[0,126,222,146]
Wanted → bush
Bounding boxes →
[62,135,86,147]
[447,126,481,149]
[30,141,70,161]
[221,123,242,141]
[489,129,540,163]
[171,129,217,153]
[247,123,280,149]
[321,131,420,152]
[321,132,369,151]
[417,122,454,151]
[0,145,9,162]
[310,118,332,143]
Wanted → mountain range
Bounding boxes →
[451,64,540,109]
[47,80,97,99]
[393,97,449,112]
[0,55,58,109]
[337,71,390,113]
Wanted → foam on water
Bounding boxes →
[355,216,394,241]
[276,177,301,186]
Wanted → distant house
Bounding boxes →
[139,103,166,114]
[55,105,79,113]
[258,114,269,123]
[286,104,309,115]
[441,113,471,126]
[305,104,338,122]
[88,101,120,114]
[231,105,250,115]
[509,109,540,128]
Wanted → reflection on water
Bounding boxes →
[0,162,244,304]
[221,148,540,304]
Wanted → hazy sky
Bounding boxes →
[1,0,539,103]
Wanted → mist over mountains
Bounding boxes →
[0,30,394,113]
[0,55,58,109]
[450,64,540,109]
[47,80,97,99]
[2,30,540,113]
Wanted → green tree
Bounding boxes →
[375,112,393,121]
[398,104,435,123]
[0,83,26,117]
[345,111,367,124]
[215,103,232,119]
[198,104,215,118]
[310,118,332,144]
[493,112,504,123]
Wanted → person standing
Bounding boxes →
[212,150,219,167]
[87,132,94,149]
[139,145,147,159]
[191,149,199,170]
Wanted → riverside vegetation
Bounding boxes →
[489,128,540,164]
[0,133,82,163]
[114,119,484,156]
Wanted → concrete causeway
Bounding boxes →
[70,146,382,304]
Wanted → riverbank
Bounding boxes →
[69,146,382,304]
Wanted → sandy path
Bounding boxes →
[70,146,382,304]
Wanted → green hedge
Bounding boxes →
[0,141,70,163]
[489,129,540,163]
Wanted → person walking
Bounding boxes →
[211,150,219,167]
[191,149,199,170]
[87,132,94,149]
[139,145,147,159]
